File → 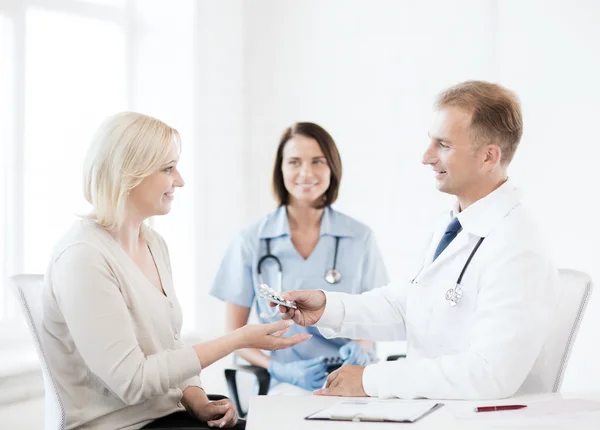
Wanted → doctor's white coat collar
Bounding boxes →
[259,206,356,239]
[453,179,523,238]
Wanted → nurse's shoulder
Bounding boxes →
[326,207,374,241]
[230,206,286,256]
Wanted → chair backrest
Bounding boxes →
[10,274,66,430]
[546,269,593,392]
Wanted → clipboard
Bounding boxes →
[305,400,444,423]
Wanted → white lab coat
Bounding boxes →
[317,180,560,400]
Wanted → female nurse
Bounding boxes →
[211,122,389,394]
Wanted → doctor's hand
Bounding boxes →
[270,290,326,326]
[268,357,328,391]
[314,365,368,397]
[339,341,374,366]
[237,320,312,351]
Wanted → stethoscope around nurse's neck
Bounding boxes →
[257,236,342,319]
[411,235,485,307]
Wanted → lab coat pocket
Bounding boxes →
[429,280,479,353]
[404,279,434,342]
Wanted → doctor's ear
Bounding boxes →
[483,144,502,169]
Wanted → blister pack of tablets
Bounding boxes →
[257,284,298,309]
[323,356,344,373]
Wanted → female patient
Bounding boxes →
[40,112,308,429]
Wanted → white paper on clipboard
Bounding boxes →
[306,399,443,423]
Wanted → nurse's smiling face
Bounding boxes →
[281,134,331,206]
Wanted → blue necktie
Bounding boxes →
[433,217,462,261]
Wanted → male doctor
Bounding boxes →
[275,80,560,400]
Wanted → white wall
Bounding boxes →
[129,0,247,394]
[496,0,600,392]
[193,0,247,334]
[129,0,198,330]
[243,0,498,281]
[141,0,599,392]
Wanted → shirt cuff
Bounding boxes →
[362,363,382,397]
[167,347,203,388]
[315,291,345,336]
[363,360,419,399]
[180,375,203,393]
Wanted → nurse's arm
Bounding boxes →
[356,339,374,351]
[225,303,272,369]
[315,281,408,341]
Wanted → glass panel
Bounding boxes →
[24,8,127,273]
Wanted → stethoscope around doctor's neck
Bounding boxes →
[257,236,342,319]
[412,235,486,307]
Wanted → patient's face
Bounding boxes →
[128,146,184,219]
[281,135,331,206]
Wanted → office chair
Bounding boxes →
[10,274,66,430]
[224,364,270,418]
[546,269,593,391]
[11,274,243,429]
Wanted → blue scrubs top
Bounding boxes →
[210,206,389,364]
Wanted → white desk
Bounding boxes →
[246,392,600,429]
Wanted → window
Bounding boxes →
[78,0,125,6]
[0,0,128,331]
[23,8,127,272]
[0,13,12,320]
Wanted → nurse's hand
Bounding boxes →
[237,320,312,351]
[268,357,328,391]
[339,341,374,366]
[270,290,326,326]
[313,365,368,397]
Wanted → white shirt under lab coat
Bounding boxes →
[317,180,560,400]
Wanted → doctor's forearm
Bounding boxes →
[319,289,407,341]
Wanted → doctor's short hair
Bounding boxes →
[83,112,181,230]
[435,80,523,165]
[272,122,342,209]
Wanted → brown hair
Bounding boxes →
[435,80,523,165]
[272,122,342,208]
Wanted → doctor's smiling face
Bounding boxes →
[281,134,331,206]
[422,81,522,210]
[423,106,496,209]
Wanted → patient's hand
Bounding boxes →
[237,319,311,351]
[184,387,238,428]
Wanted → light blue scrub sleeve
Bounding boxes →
[361,231,390,292]
[210,233,255,308]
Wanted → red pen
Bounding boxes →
[474,404,527,413]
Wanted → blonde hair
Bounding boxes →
[435,81,523,165]
[83,112,181,230]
